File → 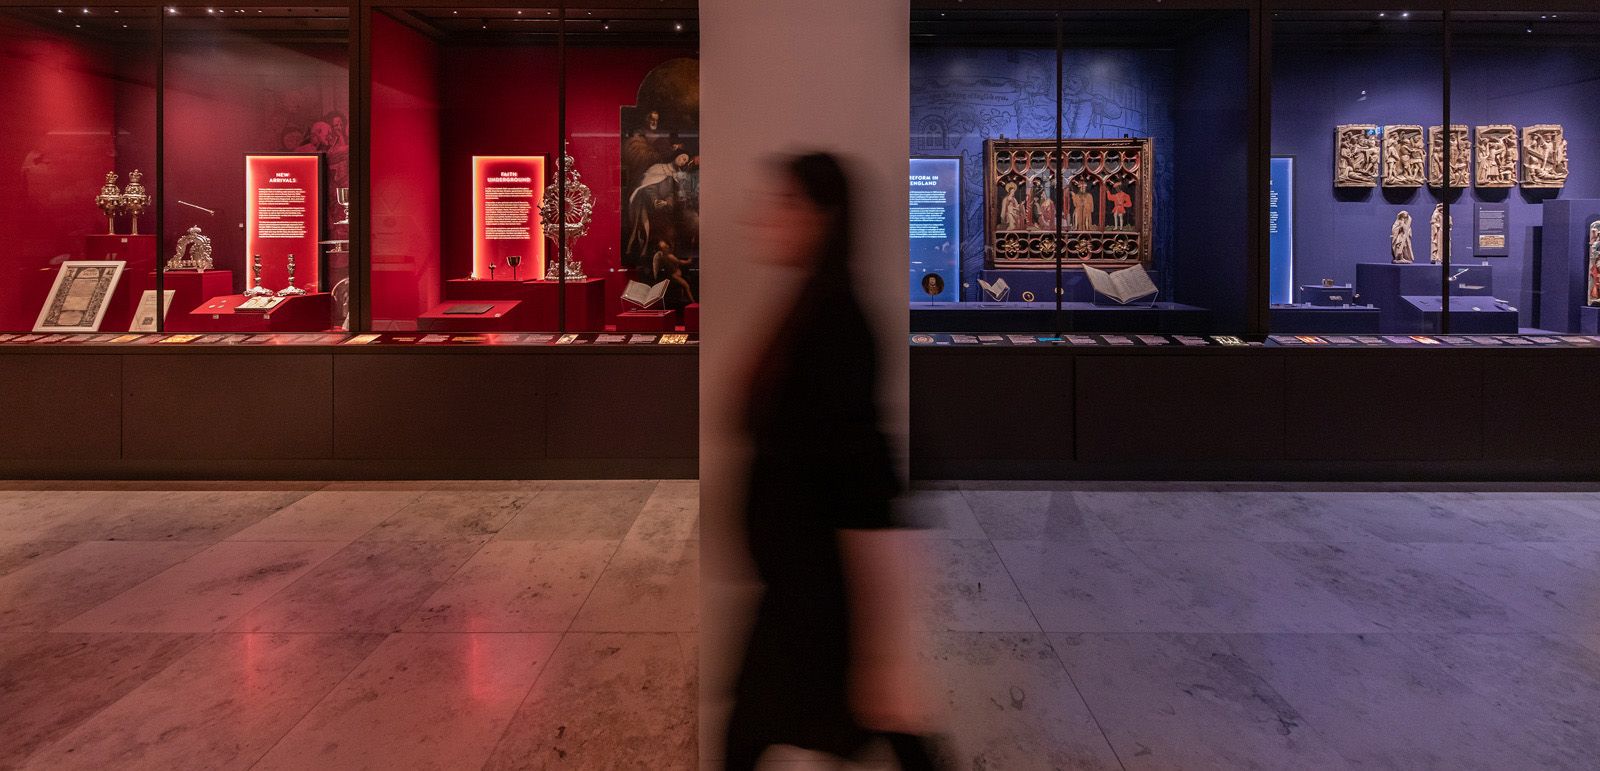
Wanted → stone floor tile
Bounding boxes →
[229,540,482,633]
[0,541,208,633]
[0,632,203,768]
[898,490,987,539]
[21,633,383,771]
[919,632,1121,770]
[1439,495,1600,542]
[1313,492,1507,543]
[4,490,311,542]
[53,541,344,633]
[963,490,1120,541]
[484,632,696,770]
[404,540,618,632]
[362,490,535,541]
[1198,492,1387,542]
[572,539,698,632]
[227,489,428,542]
[1228,632,1535,770]
[1407,542,1600,636]
[627,480,701,541]
[1053,632,1352,770]
[251,632,559,771]
[498,484,656,540]
[1262,541,1540,633]
[1072,491,1248,541]
[0,541,75,579]
[995,540,1211,633]
[1125,540,1381,633]
[914,539,1039,632]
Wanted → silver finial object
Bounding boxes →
[277,254,307,297]
[246,254,273,297]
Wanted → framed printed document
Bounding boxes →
[34,261,125,332]
[130,289,176,332]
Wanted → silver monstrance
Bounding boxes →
[538,146,594,280]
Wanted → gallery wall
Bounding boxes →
[0,16,129,332]
[1272,41,1600,327]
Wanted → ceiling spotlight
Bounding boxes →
[1401,11,1410,18]
[674,22,682,31]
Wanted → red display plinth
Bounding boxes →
[185,293,334,332]
[683,303,700,332]
[85,234,158,332]
[529,278,608,331]
[444,278,535,302]
[615,309,678,332]
[417,300,523,331]
[157,269,235,317]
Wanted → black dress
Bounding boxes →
[727,274,900,762]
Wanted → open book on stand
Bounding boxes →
[621,279,670,310]
[1083,264,1158,305]
[978,277,1010,302]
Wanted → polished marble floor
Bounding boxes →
[4,481,1600,769]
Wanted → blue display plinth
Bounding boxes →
[1581,306,1600,335]
[1269,304,1381,333]
[976,268,1162,304]
[1537,199,1600,334]
[1296,285,1357,307]
[1355,262,1495,332]
[1398,295,1519,334]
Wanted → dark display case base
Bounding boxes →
[911,301,1211,334]
[1269,305,1381,333]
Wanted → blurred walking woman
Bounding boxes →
[727,153,942,770]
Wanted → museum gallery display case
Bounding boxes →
[4,0,1600,480]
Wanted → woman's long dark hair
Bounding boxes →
[783,152,854,286]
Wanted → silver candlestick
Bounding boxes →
[246,254,273,297]
[276,254,307,297]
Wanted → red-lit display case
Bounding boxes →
[369,3,698,333]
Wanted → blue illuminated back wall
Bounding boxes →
[910,48,1177,302]
[1273,43,1600,327]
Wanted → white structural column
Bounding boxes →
[698,0,911,761]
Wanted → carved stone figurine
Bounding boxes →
[1391,211,1415,264]
[95,172,123,235]
[121,170,150,236]
[1475,126,1519,187]
[1588,222,1600,308]
[1335,125,1381,187]
[1382,125,1425,187]
[1428,125,1471,188]
[1430,204,1451,265]
[1522,124,1568,188]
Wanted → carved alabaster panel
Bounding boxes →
[1588,221,1600,308]
[1427,125,1470,188]
[1334,124,1381,187]
[1382,125,1426,187]
[1522,124,1568,188]
[1475,125,1519,188]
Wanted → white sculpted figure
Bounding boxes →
[1475,126,1518,187]
[1429,204,1451,264]
[1522,125,1568,188]
[1428,125,1470,188]
[1391,211,1415,264]
[1382,125,1425,187]
[1335,125,1380,187]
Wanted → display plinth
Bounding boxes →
[158,270,235,317]
[616,309,679,332]
[1355,262,1495,332]
[1399,295,1519,334]
[1582,306,1600,335]
[1269,305,1381,333]
[977,268,1163,304]
[1297,285,1357,307]
[528,278,607,331]
[1537,199,1600,334]
[186,293,334,332]
[683,303,700,332]
[85,234,158,331]
[417,300,523,331]
[443,278,534,302]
